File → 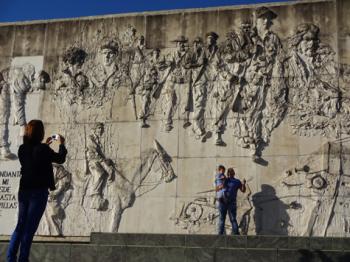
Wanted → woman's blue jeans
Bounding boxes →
[217,199,239,235]
[7,189,48,262]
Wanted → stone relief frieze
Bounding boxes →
[286,23,340,138]
[48,8,350,163]
[2,4,350,237]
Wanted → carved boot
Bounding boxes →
[165,124,173,132]
[141,118,150,128]
[215,133,226,146]
[90,195,108,210]
[0,147,16,160]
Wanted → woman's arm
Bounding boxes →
[50,144,67,164]
[48,135,67,164]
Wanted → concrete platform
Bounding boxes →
[1,233,350,262]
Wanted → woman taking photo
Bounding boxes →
[7,119,67,262]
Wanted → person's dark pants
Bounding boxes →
[217,199,240,235]
[7,189,49,262]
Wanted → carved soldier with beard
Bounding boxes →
[287,23,339,136]
[89,39,121,106]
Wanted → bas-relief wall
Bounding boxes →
[1,0,350,237]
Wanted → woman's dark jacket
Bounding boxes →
[18,143,67,191]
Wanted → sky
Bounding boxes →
[0,0,292,23]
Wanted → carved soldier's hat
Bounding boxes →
[205,31,219,41]
[255,7,278,20]
[171,35,188,43]
[38,70,51,83]
[100,39,119,53]
[193,37,203,43]
[296,23,320,40]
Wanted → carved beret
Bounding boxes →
[205,32,219,41]
[255,7,278,20]
[171,35,188,43]
[296,23,320,40]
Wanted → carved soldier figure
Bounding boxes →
[287,23,339,136]
[86,123,115,210]
[204,32,220,80]
[255,7,287,147]
[89,39,121,106]
[210,31,244,146]
[189,37,208,140]
[138,67,158,128]
[55,47,88,105]
[234,7,286,162]
[137,48,168,128]
[163,35,192,132]
[121,25,137,49]
[0,65,50,159]
[129,35,146,94]
[44,164,72,236]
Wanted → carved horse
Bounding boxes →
[82,139,176,232]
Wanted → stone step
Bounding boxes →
[91,233,350,251]
[1,234,350,262]
[1,243,350,262]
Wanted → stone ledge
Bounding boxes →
[90,233,350,251]
[1,243,350,262]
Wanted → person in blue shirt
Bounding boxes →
[215,166,246,235]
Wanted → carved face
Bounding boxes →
[31,76,46,90]
[256,17,271,34]
[138,36,145,47]
[193,41,203,52]
[176,41,186,52]
[152,50,160,60]
[206,36,216,47]
[241,24,251,34]
[299,39,316,57]
[76,74,89,89]
[94,125,104,137]
[100,48,117,67]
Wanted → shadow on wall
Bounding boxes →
[252,184,290,235]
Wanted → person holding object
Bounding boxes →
[7,119,67,262]
[215,166,246,235]
[224,168,246,235]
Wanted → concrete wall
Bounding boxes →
[1,0,350,237]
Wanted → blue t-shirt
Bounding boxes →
[215,173,226,199]
[224,177,242,202]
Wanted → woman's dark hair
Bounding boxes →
[23,120,45,144]
[227,168,235,177]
